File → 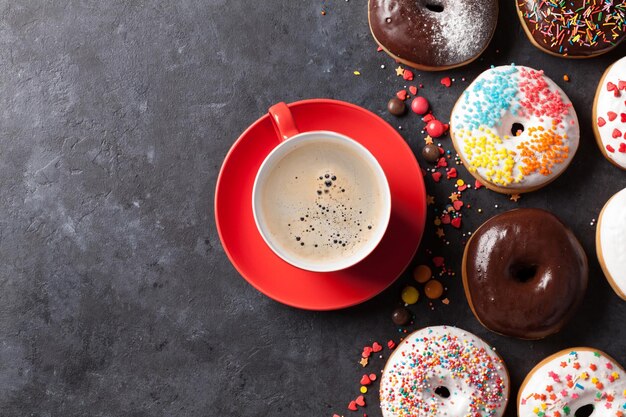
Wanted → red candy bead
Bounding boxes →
[411,96,429,115]
[426,119,445,137]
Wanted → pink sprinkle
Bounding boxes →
[548,371,561,382]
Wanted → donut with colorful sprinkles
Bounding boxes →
[516,0,626,58]
[518,348,626,417]
[596,187,626,301]
[380,326,510,417]
[450,65,580,194]
[593,56,626,170]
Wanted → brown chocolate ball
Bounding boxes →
[391,306,411,326]
[421,144,440,163]
[387,98,406,116]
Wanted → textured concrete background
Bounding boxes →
[0,0,624,415]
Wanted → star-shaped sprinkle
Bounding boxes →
[424,135,434,145]
[359,357,369,367]
[510,194,521,202]
[395,66,404,76]
[427,195,435,205]
[449,193,459,202]
[436,228,445,238]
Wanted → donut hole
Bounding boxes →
[509,263,538,283]
[574,404,594,417]
[424,2,444,12]
[434,386,450,398]
[511,122,525,136]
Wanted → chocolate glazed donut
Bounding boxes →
[462,209,588,340]
[368,0,498,70]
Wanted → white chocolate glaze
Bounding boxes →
[598,187,626,300]
[519,348,626,417]
[451,65,579,191]
[380,326,509,417]
[595,57,626,169]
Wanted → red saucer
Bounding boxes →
[215,99,426,310]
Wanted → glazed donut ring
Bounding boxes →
[450,65,580,194]
[380,326,509,417]
[462,209,588,339]
[517,0,626,58]
[596,187,626,301]
[518,348,626,417]
[368,0,498,71]
[593,56,626,170]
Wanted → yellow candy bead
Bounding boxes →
[360,386,368,394]
[401,286,419,305]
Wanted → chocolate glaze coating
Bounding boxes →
[369,0,498,69]
[463,209,588,339]
[517,0,626,57]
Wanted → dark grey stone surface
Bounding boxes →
[0,0,624,415]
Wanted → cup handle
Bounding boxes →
[268,102,299,142]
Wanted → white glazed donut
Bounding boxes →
[593,56,626,170]
[597,187,626,301]
[380,326,509,417]
[450,64,580,194]
[518,348,626,417]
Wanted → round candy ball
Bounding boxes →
[424,280,444,299]
[421,144,440,163]
[401,286,419,304]
[387,98,406,116]
[411,97,429,115]
[426,119,446,138]
[391,306,412,326]
[413,264,432,283]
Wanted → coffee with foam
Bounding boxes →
[257,138,387,268]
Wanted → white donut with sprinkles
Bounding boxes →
[380,326,509,417]
[518,348,626,417]
[450,64,579,194]
[593,56,626,170]
[597,187,626,301]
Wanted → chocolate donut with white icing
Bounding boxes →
[368,0,498,70]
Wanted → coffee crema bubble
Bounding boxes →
[258,140,384,267]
